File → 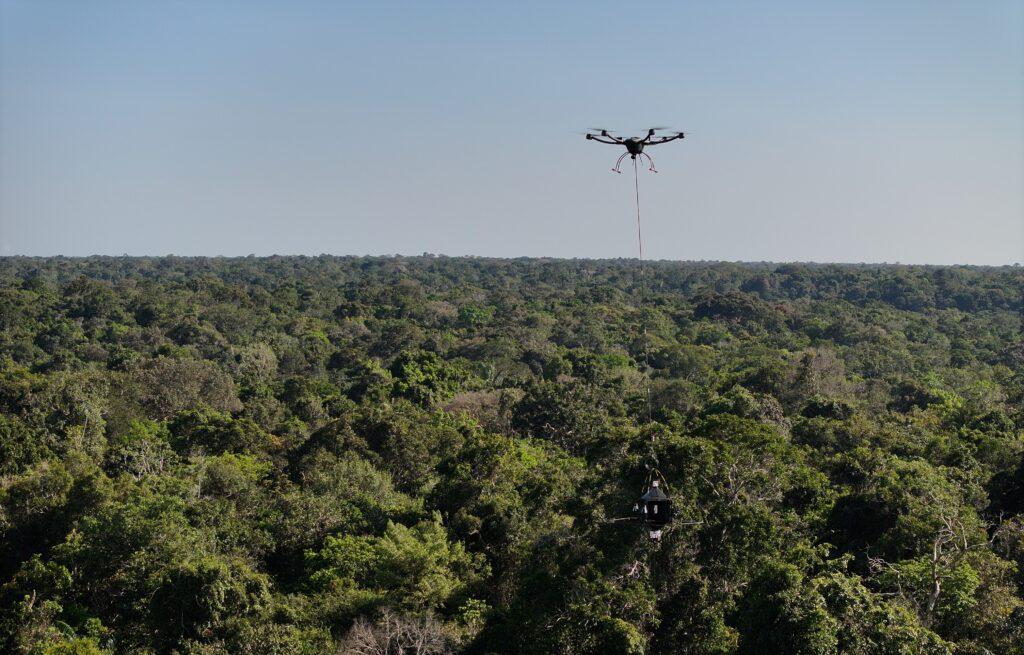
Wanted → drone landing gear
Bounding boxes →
[613,152,658,174]
[613,152,629,174]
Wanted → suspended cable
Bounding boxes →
[633,157,653,430]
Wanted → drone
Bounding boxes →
[585,127,685,173]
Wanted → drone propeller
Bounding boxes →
[586,127,616,134]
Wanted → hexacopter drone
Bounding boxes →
[585,127,685,173]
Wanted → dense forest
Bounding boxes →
[0,255,1022,655]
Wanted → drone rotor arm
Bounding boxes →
[643,134,684,147]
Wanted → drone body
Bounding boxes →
[585,128,685,173]
[623,138,645,155]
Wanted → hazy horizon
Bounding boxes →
[2,253,1021,270]
[2,1,1022,265]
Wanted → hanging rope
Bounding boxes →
[633,158,654,434]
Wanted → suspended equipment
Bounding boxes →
[585,126,686,541]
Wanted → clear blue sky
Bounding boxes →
[2,1,1022,264]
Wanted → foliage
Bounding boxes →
[0,256,1021,654]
